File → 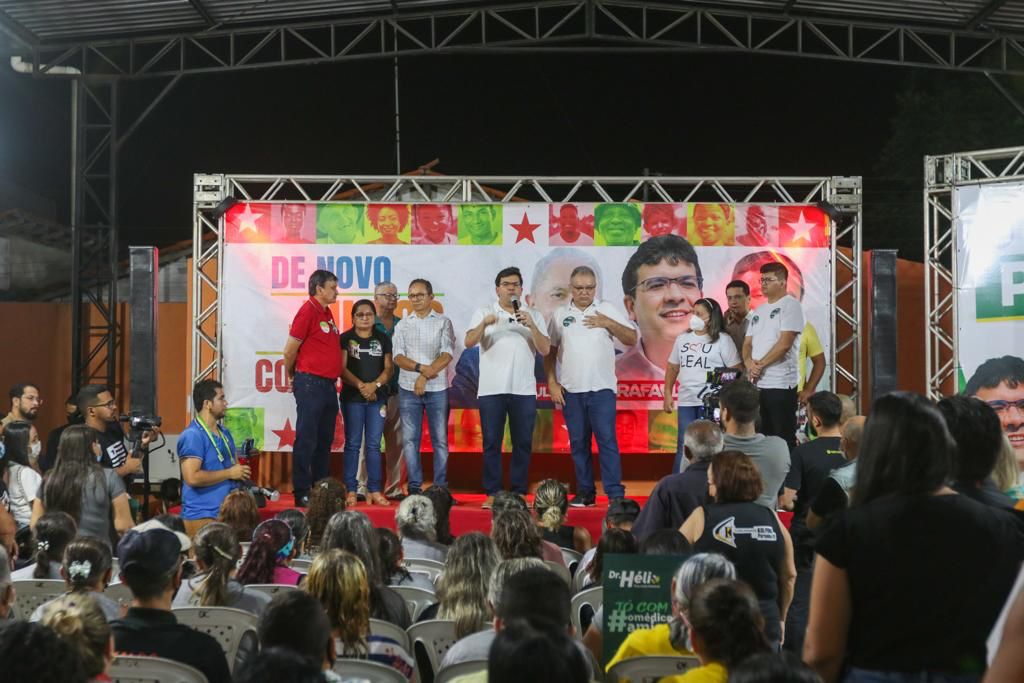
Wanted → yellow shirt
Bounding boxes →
[606,623,693,674]
[660,662,728,683]
[797,321,824,390]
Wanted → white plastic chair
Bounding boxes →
[290,558,312,573]
[570,585,603,638]
[171,606,258,673]
[369,617,412,652]
[435,658,488,683]
[606,655,700,683]
[108,654,208,683]
[544,560,572,586]
[12,579,65,619]
[405,557,444,583]
[243,583,299,600]
[105,582,133,609]
[406,619,460,680]
[332,657,408,683]
[390,584,437,621]
[560,547,583,575]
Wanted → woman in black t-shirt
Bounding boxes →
[680,449,796,649]
[804,392,1024,683]
[339,299,393,506]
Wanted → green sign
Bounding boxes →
[975,253,1024,322]
[601,553,688,667]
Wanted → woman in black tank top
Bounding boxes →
[533,479,593,553]
[679,450,795,649]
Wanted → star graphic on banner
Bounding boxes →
[510,212,541,243]
[786,210,816,244]
[236,204,262,234]
[272,419,296,449]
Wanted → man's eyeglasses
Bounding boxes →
[498,280,522,288]
[760,277,780,284]
[986,399,1024,415]
[92,400,116,409]
[375,293,399,300]
[408,293,429,300]
[633,276,703,294]
[571,285,596,292]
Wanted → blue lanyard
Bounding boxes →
[195,419,233,465]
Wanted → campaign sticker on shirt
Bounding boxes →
[770,307,781,319]
[562,315,575,327]
[320,321,330,333]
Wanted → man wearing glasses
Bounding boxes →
[546,266,636,506]
[392,279,456,496]
[965,355,1024,456]
[77,384,154,485]
[616,235,705,393]
[743,261,805,449]
[354,281,407,501]
[3,383,41,428]
[465,267,550,508]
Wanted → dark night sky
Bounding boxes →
[1,50,913,249]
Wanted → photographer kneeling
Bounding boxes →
[179,380,252,538]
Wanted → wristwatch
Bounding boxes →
[375,382,382,389]
[414,362,422,373]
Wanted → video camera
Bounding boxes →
[698,367,741,424]
[119,414,162,432]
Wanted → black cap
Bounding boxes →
[606,498,641,521]
[117,527,182,577]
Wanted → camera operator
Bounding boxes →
[662,298,741,474]
[78,385,157,488]
[177,380,252,538]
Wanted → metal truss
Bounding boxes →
[924,145,1024,400]
[17,1,1024,79]
[192,173,863,406]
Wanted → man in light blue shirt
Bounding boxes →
[177,380,251,537]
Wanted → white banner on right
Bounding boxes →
[954,182,1024,454]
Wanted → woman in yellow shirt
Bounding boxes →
[606,553,737,673]
[661,579,772,683]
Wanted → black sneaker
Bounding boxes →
[407,487,422,496]
[356,493,367,503]
[294,492,310,508]
[570,493,596,508]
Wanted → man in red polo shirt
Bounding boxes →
[283,269,342,506]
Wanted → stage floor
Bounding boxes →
[258,492,646,541]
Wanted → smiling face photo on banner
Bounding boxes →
[595,203,642,246]
[458,204,503,246]
[642,203,686,239]
[688,203,736,247]
[549,203,595,246]
[366,203,411,245]
[273,203,316,243]
[412,204,457,245]
[317,203,365,244]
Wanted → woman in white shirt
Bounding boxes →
[662,298,742,473]
[1,421,42,528]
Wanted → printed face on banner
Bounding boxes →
[955,183,1024,451]
[735,205,778,247]
[222,202,832,452]
[688,204,735,247]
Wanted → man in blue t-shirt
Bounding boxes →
[177,380,250,537]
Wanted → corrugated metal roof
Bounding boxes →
[1,0,1022,48]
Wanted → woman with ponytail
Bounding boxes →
[30,536,120,622]
[533,479,591,553]
[174,522,271,615]
[660,579,772,683]
[12,511,76,580]
[235,519,303,586]
[40,593,114,682]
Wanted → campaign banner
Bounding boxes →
[954,184,1024,454]
[219,201,832,453]
[601,553,689,666]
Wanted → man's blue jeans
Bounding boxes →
[479,393,536,495]
[563,389,624,499]
[398,387,449,491]
[291,372,338,495]
[341,399,386,493]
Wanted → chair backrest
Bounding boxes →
[406,619,459,679]
[108,654,209,683]
[406,563,443,585]
[570,585,603,638]
[435,658,488,683]
[544,560,572,586]
[243,583,298,600]
[290,558,312,573]
[332,657,408,683]
[606,655,700,683]
[105,582,133,610]
[390,584,437,621]
[12,579,65,618]
[171,606,258,673]
[368,617,412,652]
[560,547,583,575]
[405,557,444,572]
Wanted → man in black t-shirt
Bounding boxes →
[78,385,156,488]
[780,391,846,656]
[807,415,865,528]
[112,524,230,682]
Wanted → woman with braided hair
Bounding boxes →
[173,522,271,615]
[236,519,303,586]
[29,536,121,622]
[533,478,591,553]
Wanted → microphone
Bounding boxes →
[509,295,520,323]
[243,480,281,502]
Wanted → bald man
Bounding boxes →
[806,415,865,530]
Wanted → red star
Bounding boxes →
[272,419,297,449]
[510,212,541,243]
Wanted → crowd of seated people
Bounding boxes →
[2,383,1024,683]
